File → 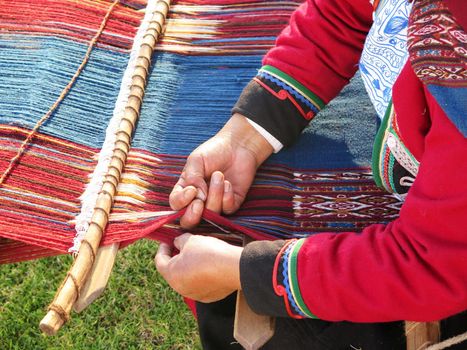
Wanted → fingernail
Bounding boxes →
[211,171,223,185]
[183,187,196,200]
[224,181,231,193]
[196,190,206,201]
[192,200,203,216]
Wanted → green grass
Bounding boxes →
[0,240,201,350]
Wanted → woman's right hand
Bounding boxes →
[169,113,274,228]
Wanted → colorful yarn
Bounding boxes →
[0,0,395,264]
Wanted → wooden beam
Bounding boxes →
[405,321,440,350]
[234,290,275,350]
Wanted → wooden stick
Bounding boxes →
[73,243,120,313]
[405,321,440,350]
[39,0,171,335]
[234,236,275,350]
[234,290,275,350]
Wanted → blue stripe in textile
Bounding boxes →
[136,54,378,169]
[271,74,378,169]
[0,34,128,148]
[0,208,70,226]
[134,52,263,154]
[1,36,377,170]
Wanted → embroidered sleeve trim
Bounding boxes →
[273,238,318,319]
[372,101,420,195]
[260,65,325,111]
[272,239,305,319]
[252,77,315,121]
[372,102,394,189]
[232,65,326,146]
[281,240,307,317]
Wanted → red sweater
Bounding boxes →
[237,0,467,322]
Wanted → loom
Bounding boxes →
[0,0,456,348]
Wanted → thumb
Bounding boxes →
[182,153,209,201]
[169,152,208,211]
[155,243,173,275]
[173,233,192,251]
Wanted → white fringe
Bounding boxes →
[70,0,159,254]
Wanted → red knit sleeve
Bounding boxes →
[232,0,373,146]
[263,0,373,104]
[292,69,467,322]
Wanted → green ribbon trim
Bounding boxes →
[260,65,325,110]
[288,238,318,319]
[372,101,394,188]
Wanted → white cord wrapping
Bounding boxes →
[70,0,159,253]
[425,331,467,350]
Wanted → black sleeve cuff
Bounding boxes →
[232,75,320,147]
[239,239,290,317]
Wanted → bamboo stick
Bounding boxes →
[39,0,171,335]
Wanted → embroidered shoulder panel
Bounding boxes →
[408,0,466,87]
[408,0,467,136]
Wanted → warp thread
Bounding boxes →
[0,0,121,185]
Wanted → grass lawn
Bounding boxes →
[0,240,201,349]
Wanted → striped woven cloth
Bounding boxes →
[0,0,400,263]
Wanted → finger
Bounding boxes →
[183,154,208,201]
[154,243,173,275]
[169,183,198,211]
[173,233,192,251]
[205,171,224,213]
[180,198,204,229]
[222,180,237,214]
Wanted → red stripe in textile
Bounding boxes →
[0,0,143,50]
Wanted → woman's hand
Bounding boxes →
[155,233,243,303]
[169,113,273,228]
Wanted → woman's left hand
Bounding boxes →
[155,233,243,303]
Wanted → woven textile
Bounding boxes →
[0,0,397,263]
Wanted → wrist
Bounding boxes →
[220,113,274,168]
[222,245,243,291]
[245,118,283,153]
